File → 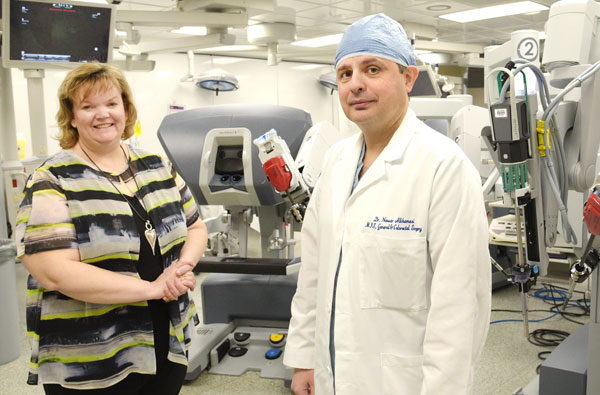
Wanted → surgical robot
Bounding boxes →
[157,103,340,383]
[252,121,341,224]
[484,0,600,393]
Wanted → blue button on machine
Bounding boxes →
[265,349,282,360]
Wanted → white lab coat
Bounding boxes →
[283,109,491,395]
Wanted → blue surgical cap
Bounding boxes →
[334,13,416,69]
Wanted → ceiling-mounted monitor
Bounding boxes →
[1,0,115,69]
[409,64,442,98]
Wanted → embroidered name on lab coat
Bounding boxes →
[364,216,423,233]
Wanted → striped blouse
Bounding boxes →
[15,145,200,389]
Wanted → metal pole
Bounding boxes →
[0,66,19,163]
[24,69,49,158]
[0,65,21,238]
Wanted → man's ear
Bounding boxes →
[403,66,419,93]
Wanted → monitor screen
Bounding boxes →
[409,65,442,98]
[2,0,115,69]
[466,67,484,88]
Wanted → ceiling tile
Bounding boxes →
[117,0,177,10]
[295,16,352,30]
[328,0,386,14]
[288,0,328,4]
[397,9,439,24]
[294,16,324,27]
[370,0,431,6]
[455,0,523,6]
[296,5,363,21]
[274,0,323,12]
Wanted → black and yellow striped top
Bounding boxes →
[15,145,200,389]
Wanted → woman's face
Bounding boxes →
[70,83,127,150]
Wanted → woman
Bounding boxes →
[15,63,208,394]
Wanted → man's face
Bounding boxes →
[336,56,417,132]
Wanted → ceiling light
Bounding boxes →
[292,33,343,48]
[195,71,239,96]
[439,1,548,23]
[172,26,207,35]
[427,5,451,12]
[156,71,173,78]
[293,64,326,70]
[318,72,338,92]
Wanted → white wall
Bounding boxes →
[9,53,353,159]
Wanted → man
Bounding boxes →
[283,13,491,395]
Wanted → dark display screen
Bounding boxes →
[410,69,440,97]
[9,1,112,63]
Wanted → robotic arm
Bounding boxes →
[254,121,343,223]
[563,188,600,309]
[254,129,311,223]
[484,0,600,337]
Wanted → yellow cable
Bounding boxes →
[536,120,546,157]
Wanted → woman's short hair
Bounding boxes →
[56,63,138,149]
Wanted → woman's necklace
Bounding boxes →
[80,144,157,255]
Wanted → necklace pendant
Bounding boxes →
[144,220,157,255]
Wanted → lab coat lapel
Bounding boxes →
[348,108,417,202]
[331,133,364,213]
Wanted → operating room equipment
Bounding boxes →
[254,129,310,223]
[1,0,119,233]
[484,23,600,337]
[181,51,239,95]
[157,103,322,384]
[562,187,600,310]
[487,61,540,336]
[253,121,342,223]
[0,66,22,237]
[409,84,494,179]
[562,245,598,309]
[409,64,443,98]
[484,1,600,393]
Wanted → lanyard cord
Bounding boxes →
[79,144,150,226]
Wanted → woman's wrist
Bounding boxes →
[144,279,162,300]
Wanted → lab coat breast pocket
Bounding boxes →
[356,234,427,311]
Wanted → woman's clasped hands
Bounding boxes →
[153,257,197,302]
